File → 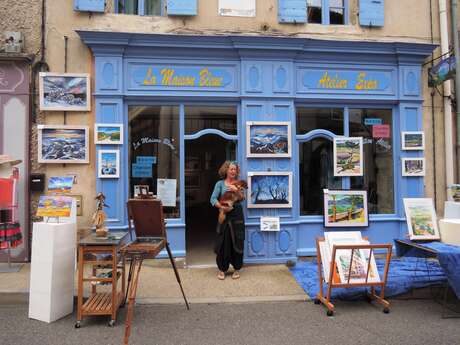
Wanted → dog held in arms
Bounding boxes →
[218,180,248,224]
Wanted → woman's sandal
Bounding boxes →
[232,270,240,279]
[217,271,225,280]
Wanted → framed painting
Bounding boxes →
[246,121,291,158]
[37,125,89,164]
[401,131,425,150]
[247,172,292,208]
[403,198,440,240]
[333,137,363,176]
[402,158,425,176]
[36,195,73,218]
[98,150,120,178]
[323,190,369,227]
[95,124,123,145]
[39,72,90,111]
[48,176,74,194]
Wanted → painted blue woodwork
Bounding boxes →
[78,31,435,262]
[359,0,384,27]
[278,0,307,23]
[167,0,197,16]
[74,0,105,12]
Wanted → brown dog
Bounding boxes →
[218,180,248,224]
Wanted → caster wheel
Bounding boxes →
[74,322,81,329]
[314,299,321,305]
[383,308,390,314]
[108,320,115,327]
[327,310,334,317]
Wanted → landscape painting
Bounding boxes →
[246,121,291,158]
[323,190,368,227]
[403,198,440,240]
[95,124,123,145]
[402,158,425,176]
[402,131,425,150]
[36,195,73,218]
[333,137,363,176]
[38,125,89,164]
[98,150,120,178]
[247,172,292,208]
[48,176,74,194]
[39,73,90,111]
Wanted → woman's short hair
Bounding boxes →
[218,160,240,179]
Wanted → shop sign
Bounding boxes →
[136,156,157,165]
[130,64,234,89]
[372,124,390,138]
[132,163,152,178]
[428,55,456,87]
[364,118,382,126]
[301,69,392,92]
[132,137,176,151]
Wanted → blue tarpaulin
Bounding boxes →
[289,257,446,300]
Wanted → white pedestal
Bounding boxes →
[439,219,460,246]
[28,222,77,323]
[444,201,460,219]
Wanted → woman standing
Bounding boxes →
[210,161,245,280]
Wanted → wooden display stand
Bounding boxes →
[315,237,392,316]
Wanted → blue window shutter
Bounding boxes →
[359,0,384,27]
[167,0,197,16]
[74,0,106,13]
[278,0,307,23]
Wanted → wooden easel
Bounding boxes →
[315,237,392,316]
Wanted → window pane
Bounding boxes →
[330,8,344,25]
[307,6,322,23]
[296,108,344,135]
[145,0,162,15]
[299,139,341,215]
[307,0,322,6]
[185,106,237,135]
[129,106,180,218]
[349,109,394,214]
[119,0,138,14]
[329,0,344,7]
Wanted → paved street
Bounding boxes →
[1,298,459,345]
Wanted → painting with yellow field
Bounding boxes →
[36,195,73,217]
[323,189,369,227]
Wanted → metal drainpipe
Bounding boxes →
[452,0,460,183]
[440,0,455,188]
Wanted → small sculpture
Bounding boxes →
[92,192,110,238]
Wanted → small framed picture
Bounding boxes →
[260,217,280,231]
[38,125,89,164]
[39,72,90,111]
[402,131,425,150]
[98,150,120,178]
[247,172,292,208]
[134,185,150,198]
[95,124,123,145]
[323,189,369,228]
[246,121,291,158]
[403,198,440,240]
[333,137,363,176]
[402,158,425,176]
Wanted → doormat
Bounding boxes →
[289,257,446,301]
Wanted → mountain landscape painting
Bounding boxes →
[247,122,291,157]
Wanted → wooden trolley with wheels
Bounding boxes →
[315,237,392,316]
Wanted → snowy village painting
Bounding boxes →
[333,137,363,176]
[38,125,89,164]
[39,73,90,111]
[323,190,369,227]
[246,121,291,158]
[247,172,292,208]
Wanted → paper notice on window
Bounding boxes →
[156,178,177,207]
[218,0,255,17]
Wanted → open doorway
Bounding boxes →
[185,135,236,266]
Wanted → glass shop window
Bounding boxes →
[128,106,180,218]
[349,109,394,214]
[297,108,344,215]
[185,106,237,135]
[117,0,162,15]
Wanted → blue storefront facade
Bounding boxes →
[79,31,434,263]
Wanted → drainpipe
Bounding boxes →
[440,0,455,188]
[452,0,460,182]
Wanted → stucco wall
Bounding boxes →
[34,0,452,228]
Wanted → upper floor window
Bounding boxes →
[308,0,345,24]
[117,0,163,16]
